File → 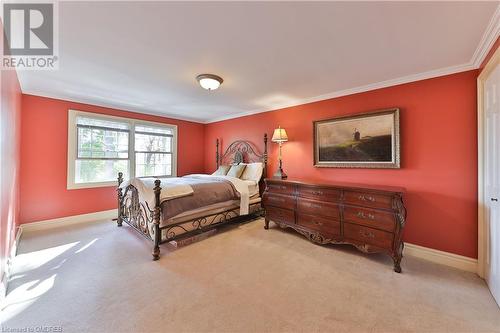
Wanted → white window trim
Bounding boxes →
[67,109,178,190]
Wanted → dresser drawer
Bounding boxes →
[343,190,393,209]
[344,223,393,250]
[297,185,341,202]
[266,207,295,225]
[297,213,340,237]
[266,182,295,195]
[297,199,340,219]
[343,206,395,232]
[263,193,295,210]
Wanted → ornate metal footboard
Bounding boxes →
[160,203,262,241]
[117,134,268,261]
[117,173,161,260]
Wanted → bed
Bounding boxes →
[116,134,268,260]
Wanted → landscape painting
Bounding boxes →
[313,108,400,168]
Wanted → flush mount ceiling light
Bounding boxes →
[196,74,223,91]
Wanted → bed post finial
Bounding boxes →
[264,133,268,157]
[152,179,162,261]
[263,133,268,176]
[117,172,124,227]
[216,138,220,169]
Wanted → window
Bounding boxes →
[134,125,173,177]
[68,110,177,189]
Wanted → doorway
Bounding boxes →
[478,46,500,307]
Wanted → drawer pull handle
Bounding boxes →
[358,195,376,202]
[306,203,322,209]
[313,220,323,226]
[359,230,375,238]
[356,211,375,220]
[312,190,324,196]
[270,185,287,190]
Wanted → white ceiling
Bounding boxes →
[17,1,500,123]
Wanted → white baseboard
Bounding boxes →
[1,225,23,309]
[404,243,478,273]
[21,209,118,233]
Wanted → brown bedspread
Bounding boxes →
[161,176,239,221]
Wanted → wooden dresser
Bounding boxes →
[262,179,407,272]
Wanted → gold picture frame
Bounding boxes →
[313,108,400,168]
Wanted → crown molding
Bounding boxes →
[21,58,480,126]
[20,5,500,125]
[205,5,500,124]
[206,62,475,124]
[471,4,500,68]
[21,90,206,124]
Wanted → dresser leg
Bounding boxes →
[393,258,402,273]
[393,242,403,273]
[264,218,269,230]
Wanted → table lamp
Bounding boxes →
[272,126,288,179]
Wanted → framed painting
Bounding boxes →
[313,108,400,168]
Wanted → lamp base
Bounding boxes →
[273,168,288,180]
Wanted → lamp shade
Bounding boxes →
[272,127,288,143]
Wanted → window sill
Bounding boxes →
[67,181,118,190]
[67,174,178,190]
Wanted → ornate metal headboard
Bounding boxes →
[215,134,268,181]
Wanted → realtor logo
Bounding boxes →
[1,2,58,69]
[4,3,53,55]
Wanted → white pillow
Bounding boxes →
[240,162,263,182]
[212,165,231,176]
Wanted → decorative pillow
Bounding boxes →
[241,162,263,182]
[212,165,231,176]
[226,164,246,178]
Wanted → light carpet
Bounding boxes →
[1,218,499,333]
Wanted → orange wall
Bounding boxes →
[0,69,22,282]
[19,95,205,224]
[204,70,479,258]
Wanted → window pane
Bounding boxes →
[77,127,129,158]
[75,160,129,183]
[135,153,172,177]
[76,116,129,130]
[135,124,172,134]
[135,133,171,152]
